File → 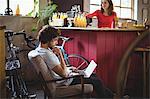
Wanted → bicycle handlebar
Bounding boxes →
[5,30,36,49]
[59,36,74,41]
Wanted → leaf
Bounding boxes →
[31,27,37,32]
[39,2,57,23]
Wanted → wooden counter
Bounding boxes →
[55,27,145,31]
[0,25,6,98]
[56,27,148,92]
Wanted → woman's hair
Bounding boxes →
[101,0,114,16]
[38,25,60,44]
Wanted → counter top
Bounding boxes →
[55,27,146,32]
[0,26,6,30]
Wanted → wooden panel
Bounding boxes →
[142,8,148,20]
[88,31,97,61]
[96,31,137,90]
[61,29,145,93]
[142,0,149,4]
[138,0,150,25]
[0,26,6,98]
[65,30,97,61]
[62,30,97,61]
[96,32,107,83]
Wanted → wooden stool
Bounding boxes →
[116,30,149,98]
[134,47,150,98]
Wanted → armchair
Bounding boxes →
[28,53,93,99]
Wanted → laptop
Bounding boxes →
[67,60,97,78]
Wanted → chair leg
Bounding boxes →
[44,92,47,99]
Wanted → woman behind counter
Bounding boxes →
[86,0,117,28]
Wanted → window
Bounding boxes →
[90,0,101,13]
[0,0,39,17]
[113,0,133,18]
[90,0,137,19]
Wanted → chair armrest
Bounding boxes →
[45,74,84,83]
[45,74,85,95]
[39,72,85,95]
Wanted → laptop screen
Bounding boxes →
[84,60,97,78]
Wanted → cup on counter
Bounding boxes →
[137,19,144,25]
[122,21,128,28]
[127,21,134,29]
[49,19,64,27]
[118,22,122,28]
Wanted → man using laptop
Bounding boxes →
[34,25,114,98]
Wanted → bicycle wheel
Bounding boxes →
[67,54,90,70]
[17,73,29,98]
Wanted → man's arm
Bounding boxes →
[52,65,67,77]
[52,47,68,78]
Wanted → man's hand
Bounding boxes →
[52,47,62,56]
[69,67,79,73]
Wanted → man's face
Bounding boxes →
[48,37,59,48]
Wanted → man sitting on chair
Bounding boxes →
[32,25,114,98]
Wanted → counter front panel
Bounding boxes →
[57,27,148,93]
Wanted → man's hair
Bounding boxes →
[39,26,60,44]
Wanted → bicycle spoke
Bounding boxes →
[68,54,89,70]
[77,61,86,69]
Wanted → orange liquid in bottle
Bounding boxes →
[16,4,20,16]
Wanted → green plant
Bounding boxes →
[27,0,39,17]
[31,2,57,33]
[39,2,57,25]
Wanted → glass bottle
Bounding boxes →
[16,4,20,16]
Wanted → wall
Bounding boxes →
[138,0,150,25]
[84,0,90,13]
[52,0,90,13]
[0,26,6,98]
[53,0,83,12]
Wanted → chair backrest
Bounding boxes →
[28,52,56,97]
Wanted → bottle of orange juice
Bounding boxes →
[77,14,81,27]
[16,4,20,16]
[83,16,87,27]
[114,16,119,28]
[80,14,84,27]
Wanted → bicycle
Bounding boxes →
[56,36,90,70]
[5,30,36,98]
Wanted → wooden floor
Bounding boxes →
[6,82,44,99]
[27,82,44,99]
[6,80,148,99]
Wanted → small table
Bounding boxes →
[135,47,150,97]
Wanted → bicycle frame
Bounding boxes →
[56,36,71,66]
[56,36,89,69]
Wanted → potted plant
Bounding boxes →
[31,1,57,33]
[39,2,57,25]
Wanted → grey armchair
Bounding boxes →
[28,52,93,99]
